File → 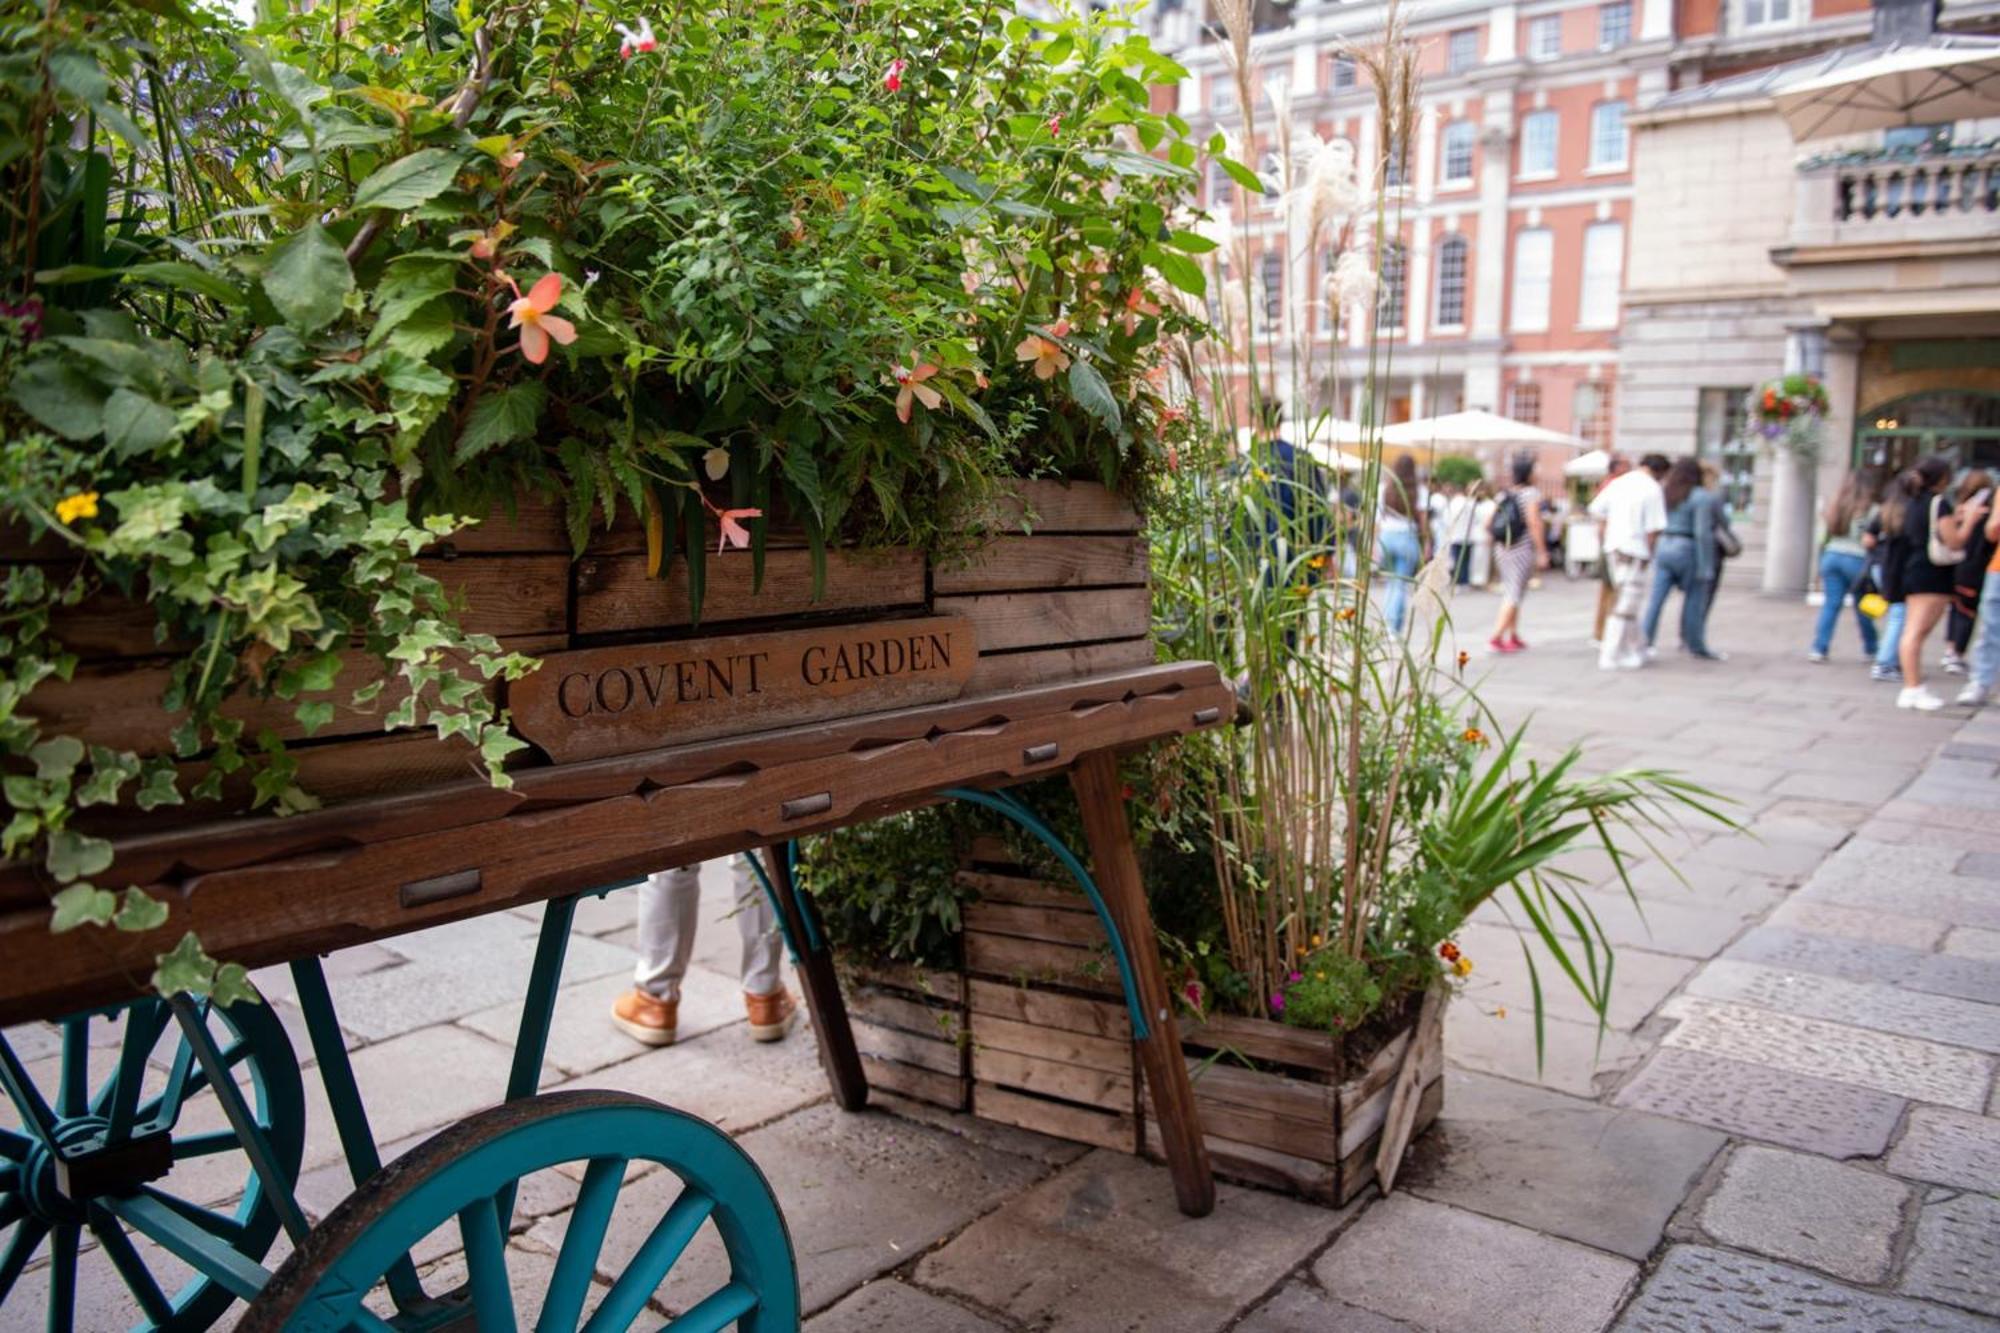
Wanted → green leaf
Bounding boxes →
[50,883,116,933]
[352,149,465,212]
[263,224,353,335]
[134,764,183,811]
[211,962,261,1007]
[150,931,216,997]
[10,356,109,440]
[1067,358,1122,435]
[1147,247,1206,298]
[30,736,85,780]
[124,261,248,307]
[1214,155,1265,194]
[103,387,179,457]
[1164,230,1219,255]
[113,888,170,933]
[47,828,114,882]
[295,701,336,735]
[456,381,547,462]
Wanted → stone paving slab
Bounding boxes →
[1801,876,2000,931]
[1402,1070,1724,1260]
[1808,839,1970,888]
[1899,1194,2000,1319]
[1944,927,2000,960]
[1312,1195,1635,1333]
[914,1150,1345,1333]
[1724,927,2000,1006]
[1613,1245,1999,1331]
[1769,899,1950,952]
[1884,1107,2000,1192]
[1697,1145,1910,1284]
[805,1281,1010,1331]
[1234,1280,1422,1332]
[541,1018,829,1136]
[1684,959,2000,1054]
[1474,884,1762,958]
[457,965,749,1079]
[1455,921,1700,1030]
[1657,996,1995,1112]
[1612,1046,1907,1158]
[329,931,632,1043]
[1443,1003,1646,1100]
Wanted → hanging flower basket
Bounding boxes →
[1749,374,1832,462]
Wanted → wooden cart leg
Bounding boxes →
[1069,751,1216,1218]
[762,846,870,1112]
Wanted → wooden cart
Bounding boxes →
[0,482,1232,1331]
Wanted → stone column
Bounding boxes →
[1760,326,1828,597]
[1816,331,1864,516]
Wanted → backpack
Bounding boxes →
[1490,488,1525,546]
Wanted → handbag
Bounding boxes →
[1714,509,1743,560]
[1927,495,1966,567]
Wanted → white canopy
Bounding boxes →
[1564,449,1614,479]
[1379,409,1586,453]
[1774,41,2000,141]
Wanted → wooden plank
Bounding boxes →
[1182,1012,1341,1075]
[866,1056,968,1111]
[983,480,1141,533]
[1341,1076,1443,1203]
[574,548,924,636]
[972,1047,1133,1112]
[1340,1027,1446,1159]
[976,1082,1137,1153]
[1146,1122,1339,1204]
[430,555,570,638]
[846,988,962,1040]
[852,1019,965,1076]
[937,589,1151,655]
[963,932,1119,994]
[1337,1026,1417,1119]
[1184,1057,1336,1122]
[966,979,1130,1041]
[970,1012,1131,1074]
[934,536,1148,595]
[1372,987,1447,1192]
[845,961,965,1005]
[432,493,573,553]
[964,639,1155,695]
[509,616,976,764]
[956,870,1085,912]
[964,835,1015,865]
[1192,1088,1338,1162]
[962,900,1106,949]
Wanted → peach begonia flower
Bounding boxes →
[1015,333,1070,380]
[506,272,579,365]
[469,219,516,260]
[717,507,761,553]
[889,363,942,423]
[961,270,981,296]
[1122,285,1161,335]
[616,17,657,59]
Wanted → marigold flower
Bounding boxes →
[1453,956,1474,977]
[884,57,907,92]
[1307,554,1329,572]
[1310,933,1322,948]
[54,490,99,525]
[1457,650,1470,669]
[1462,727,1487,745]
[1438,941,1461,963]
[615,16,657,59]
[888,362,942,423]
[1336,605,1357,621]
[1015,332,1071,380]
[504,272,579,365]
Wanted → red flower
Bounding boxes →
[884,58,906,92]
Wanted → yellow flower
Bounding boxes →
[1253,467,1273,483]
[1310,933,1321,948]
[1453,956,1474,977]
[1336,606,1357,622]
[54,491,99,525]
[1307,554,1329,572]
[1314,970,1326,981]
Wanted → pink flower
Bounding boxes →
[1269,992,1285,1013]
[1047,114,1062,137]
[888,362,943,423]
[1014,333,1070,381]
[717,507,761,552]
[1122,285,1161,335]
[504,272,579,365]
[499,148,525,172]
[615,16,657,59]
[884,58,907,92]
[973,368,989,390]
[1288,970,1303,983]
[1183,981,1203,1006]
[961,270,981,296]
[1050,317,1072,337]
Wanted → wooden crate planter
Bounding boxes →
[960,837,1144,1154]
[1155,1000,1447,1206]
[840,959,970,1112]
[10,479,1152,821]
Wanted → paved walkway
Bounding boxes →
[8,578,2000,1330]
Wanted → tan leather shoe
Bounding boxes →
[745,988,798,1043]
[611,989,678,1047]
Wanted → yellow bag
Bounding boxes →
[1858,592,1889,620]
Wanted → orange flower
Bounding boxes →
[1461,727,1487,745]
[888,362,942,423]
[1457,650,1470,669]
[505,272,578,365]
[1307,554,1329,573]
[1439,941,1460,963]
[1015,329,1071,380]
[1336,605,1356,621]
[1121,285,1162,335]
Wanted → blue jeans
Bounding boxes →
[1381,526,1422,632]
[1972,571,2000,692]
[1875,601,1907,670]
[1641,535,1714,655]
[1813,549,1879,657]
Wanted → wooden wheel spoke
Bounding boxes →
[0,1165,20,1197]
[44,1221,80,1333]
[536,1156,627,1333]
[578,1188,716,1333]
[171,1127,249,1162]
[88,1206,176,1324]
[0,1214,48,1304]
[93,1000,172,1126]
[57,1017,90,1119]
[457,1194,518,1333]
[134,1040,196,1132]
[137,1184,248,1243]
[0,1127,29,1162]
[0,1192,23,1231]
[665,1281,757,1333]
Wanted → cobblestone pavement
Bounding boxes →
[8,577,2000,1330]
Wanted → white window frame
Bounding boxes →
[1574,382,1613,447]
[1519,109,1559,180]
[1447,28,1479,75]
[1377,242,1407,333]
[1440,121,1476,186]
[1598,1,1632,49]
[1588,100,1629,172]
[1259,250,1284,329]
[1510,228,1553,333]
[1528,14,1562,61]
[1434,236,1468,330]
[1508,382,1542,425]
[1738,0,1805,30]
[1331,54,1357,90]
[1578,220,1624,330]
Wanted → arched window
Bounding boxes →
[1434,236,1468,328]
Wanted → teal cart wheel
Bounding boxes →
[0,997,304,1331]
[240,1090,798,1333]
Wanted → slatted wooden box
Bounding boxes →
[960,836,1144,1154]
[9,479,1152,822]
[841,959,970,1112]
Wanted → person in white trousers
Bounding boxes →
[1591,454,1670,671]
[610,857,798,1046]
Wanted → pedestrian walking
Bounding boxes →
[1891,456,1991,711]
[1868,481,1910,683]
[1944,468,1994,675]
[1700,462,1740,631]
[1487,454,1548,654]
[1591,454,1670,671]
[1955,498,2000,706]
[1468,482,1497,589]
[1442,483,1476,585]
[1810,469,1883,663]
[1590,455,1632,644]
[1379,453,1427,634]
[1640,457,1726,660]
[611,857,799,1046]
